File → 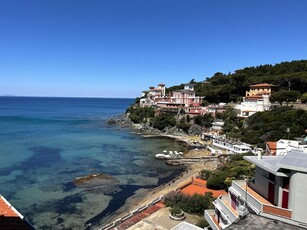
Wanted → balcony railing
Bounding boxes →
[213,195,238,224]
[231,181,262,214]
[231,181,293,220]
[204,209,221,230]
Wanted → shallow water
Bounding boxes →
[0,97,185,229]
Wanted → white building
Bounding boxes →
[236,94,271,118]
[205,150,307,229]
[236,83,274,118]
[212,137,252,154]
[276,139,307,156]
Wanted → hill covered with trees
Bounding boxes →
[167,60,307,103]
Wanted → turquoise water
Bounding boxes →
[0,97,185,229]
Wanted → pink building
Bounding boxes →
[171,83,202,108]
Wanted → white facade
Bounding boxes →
[236,95,271,118]
[212,137,252,154]
[276,139,307,155]
[205,150,307,230]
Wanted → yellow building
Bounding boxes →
[246,83,274,98]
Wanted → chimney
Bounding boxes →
[258,151,262,159]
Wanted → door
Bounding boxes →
[282,177,290,209]
[282,190,289,209]
[268,173,275,204]
[230,192,237,210]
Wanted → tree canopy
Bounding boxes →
[167,60,307,103]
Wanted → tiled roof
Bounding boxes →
[250,83,274,88]
[0,195,33,230]
[0,196,19,217]
[267,141,277,150]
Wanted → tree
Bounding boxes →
[270,90,301,106]
[301,92,307,103]
[177,117,191,133]
[152,113,176,130]
[194,114,214,128]
[128,106,155,124]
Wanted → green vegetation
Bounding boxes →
[170,206,182,216]
[177,117,191,133]
[196,219,209,228]
[270,90,301,106]
[199,153,255,190]
[240,107,307,147]
[127,106,155,123]
[194,114,214,128]
[164,192,214,216]
[167,60,307,103]
[301,92,307,103]
[152,113,176,130]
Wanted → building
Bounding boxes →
[245,83,274,97]
[205,103,227,117]
[275,139,307,156]
[205,150,307,230]
[171,83,203,108]
[266,141,277,156]
[211,120,225,133]
[0,194,33,230]
[236,94,271,118]
[236,83,273,118]
[212,136,252,154]
[140,83,166,107]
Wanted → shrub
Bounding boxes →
[199,169,212,180]
[196,219,209,228]
[128,106,155,124]
[152,113,176,130]
[170,206,182,216]
[164,192,214,216]
[301,92,307,103]
[206,172,227,190]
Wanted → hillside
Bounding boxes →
[167,60,307,103]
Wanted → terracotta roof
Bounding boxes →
[267,141,277,150]
[180,178,227,198]
[0,196,19,217]
[0,195,33,230]
[250,83,274,88]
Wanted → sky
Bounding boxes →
[0,0,306,98]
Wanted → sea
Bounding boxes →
[0,97,185,229]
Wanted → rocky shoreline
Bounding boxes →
[106,113,207,149]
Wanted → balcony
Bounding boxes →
[230,180,292,219]
[204,209,221,230]
[213,195,239,224]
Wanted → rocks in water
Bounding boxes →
[74,173,120,194]
[107,118,117,125]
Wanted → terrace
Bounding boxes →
[230,180,292,219]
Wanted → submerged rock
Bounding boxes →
[74,173,119,189]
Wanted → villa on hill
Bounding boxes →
[235,83,274,118]
[140,83,204,116]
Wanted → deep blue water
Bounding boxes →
[0,97,185,229]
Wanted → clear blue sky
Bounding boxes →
[0,0,306,98]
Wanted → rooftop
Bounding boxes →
[249,83,274,88]
[0,195,33,230]
[244,150,307,175]
[171,221,203,230]
[226,213,305,230]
